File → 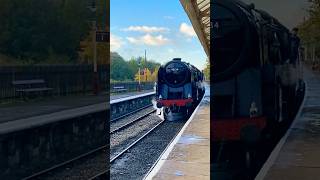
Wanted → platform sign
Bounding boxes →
[96,31,109,42]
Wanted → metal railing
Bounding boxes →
[110,82,154,93]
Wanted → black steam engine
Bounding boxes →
[156,58,205,121]
[212,0,304,145]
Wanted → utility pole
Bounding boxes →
[145,49,147,82]
[138,58,141,91]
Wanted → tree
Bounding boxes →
[203,58,210,81]
[151,66,159,81]
[134,68,155,82]
[110,52,132,81]
[110,52,161,81]
[0,0,90,64]
[298,0,320,59]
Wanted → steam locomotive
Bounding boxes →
[156,58,205,121]
[212,0,304,145]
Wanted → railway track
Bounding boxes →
[91,122,165,180]
[88,110,163,180]
[109,94,204,179]
[110,120,164,163]
[22,145,107,180]
[110,108,156,134]
[22,103,155,179]
[88,170,109,180]
[111,104,153,122]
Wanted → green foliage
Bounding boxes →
[0,0,90,64]
[111,52,161,81]
[96,0,108,30]
[298,0,320,58]
[298,1,320,42]
[203,58,210,81]
[111,52,132,81]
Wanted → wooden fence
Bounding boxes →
[110,81,155,93]
[0,65,108,100]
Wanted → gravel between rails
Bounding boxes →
[33,148,108,180]
[110,120,186,180]
[110,113,162,159]
[110,106,156,132]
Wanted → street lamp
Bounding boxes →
[87,1,98,95]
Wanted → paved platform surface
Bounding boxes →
[110,90,154,100]
[258,66,320,180]
[0,90,152,123]
[147,85,210,180]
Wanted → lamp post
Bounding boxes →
[87,1,99,95]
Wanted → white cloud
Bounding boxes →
[164,16,174,20]
[168,48,174,53]
[126,34,170,46]
[110,34,123,51]
[122,26,169,33]
[179,23,196,37]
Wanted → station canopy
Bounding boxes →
[180,0,210,57]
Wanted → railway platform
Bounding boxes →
[256,66,320,180]
[146,84,210,180]
[0,90,152,179]
[0,90,153,123]
[110,89,154,100]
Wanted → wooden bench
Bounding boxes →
[12,79,53,99]
[113,86,127,93]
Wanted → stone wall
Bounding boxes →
[0,109,108,179]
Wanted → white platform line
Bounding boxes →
[0,102,108,135]
[110,92,155,104]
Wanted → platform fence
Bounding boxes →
[0,64,108,100]
[110,82,155,93]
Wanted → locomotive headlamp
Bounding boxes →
[250,102,258,117]
[188,93,192,99]
[159,95,162,99]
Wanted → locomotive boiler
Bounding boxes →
[156,58,204,121]
[212,0,304,145]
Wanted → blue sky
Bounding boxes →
[110,0,207,70]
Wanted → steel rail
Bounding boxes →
[110,109,156,134]
[22,145,107,180]
[110,120,165,163]
[111,104,153,122]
